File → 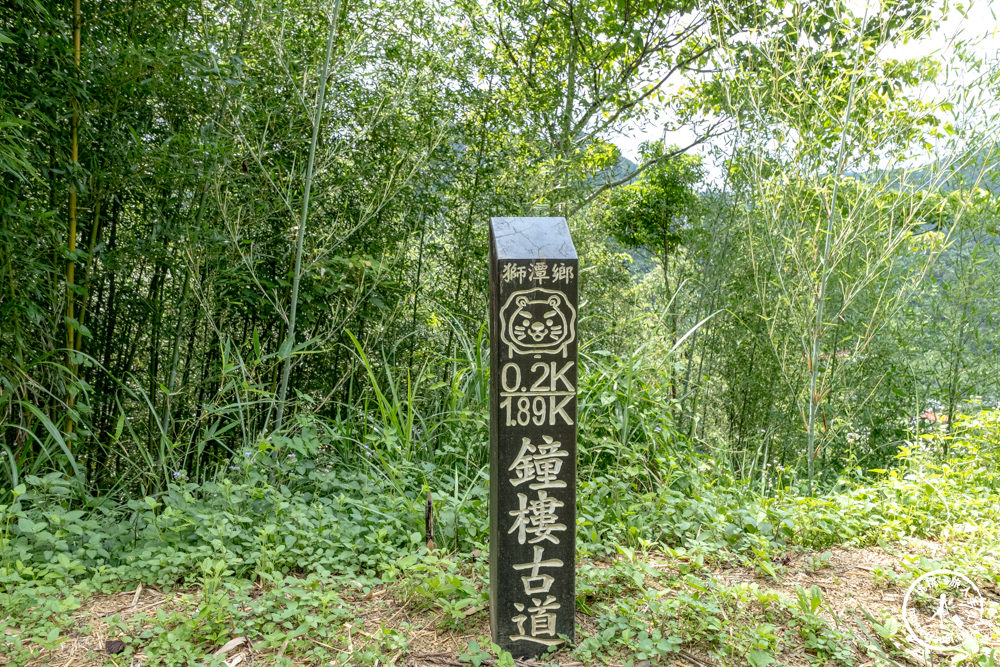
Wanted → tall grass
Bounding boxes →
[343,314,490,493]
[0,334,283,501]
[0,355,84,497]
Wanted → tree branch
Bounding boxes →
[567,120,728,217]
[583,41,718,143]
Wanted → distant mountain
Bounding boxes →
[586,152,639,189]
[896,145,1000,195]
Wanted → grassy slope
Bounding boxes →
[3,412,1000,666]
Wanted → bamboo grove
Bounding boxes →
[1,0,998,498]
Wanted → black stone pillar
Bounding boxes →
[489,217,578,658]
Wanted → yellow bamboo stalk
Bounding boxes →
[66,0,81,439]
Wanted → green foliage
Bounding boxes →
[606,142,704,260]
[390,551,487,630]
[3,0,1000,661]
[1,0,996,506]
[1,410,1000,662]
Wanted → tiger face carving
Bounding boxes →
[500,288,576,358]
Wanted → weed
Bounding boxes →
[803,551,833,572]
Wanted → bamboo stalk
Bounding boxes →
[66,0,82,440]
[75,196,102,354]
[275,1,341,431]
[161,269,190,437]
[805,62,859,494]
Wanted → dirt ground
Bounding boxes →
[9,538,1000,667]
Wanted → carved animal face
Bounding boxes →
[512,297,565,344]
[500,288,576,357]
[508,294,569,347]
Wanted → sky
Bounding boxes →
[613,0,1000,164]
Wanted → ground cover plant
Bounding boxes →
[3,383,1000,665]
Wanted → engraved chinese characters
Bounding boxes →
[489,218,578,658]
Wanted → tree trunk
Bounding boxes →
[558,1,578,214]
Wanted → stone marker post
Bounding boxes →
[489,217,578,658]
